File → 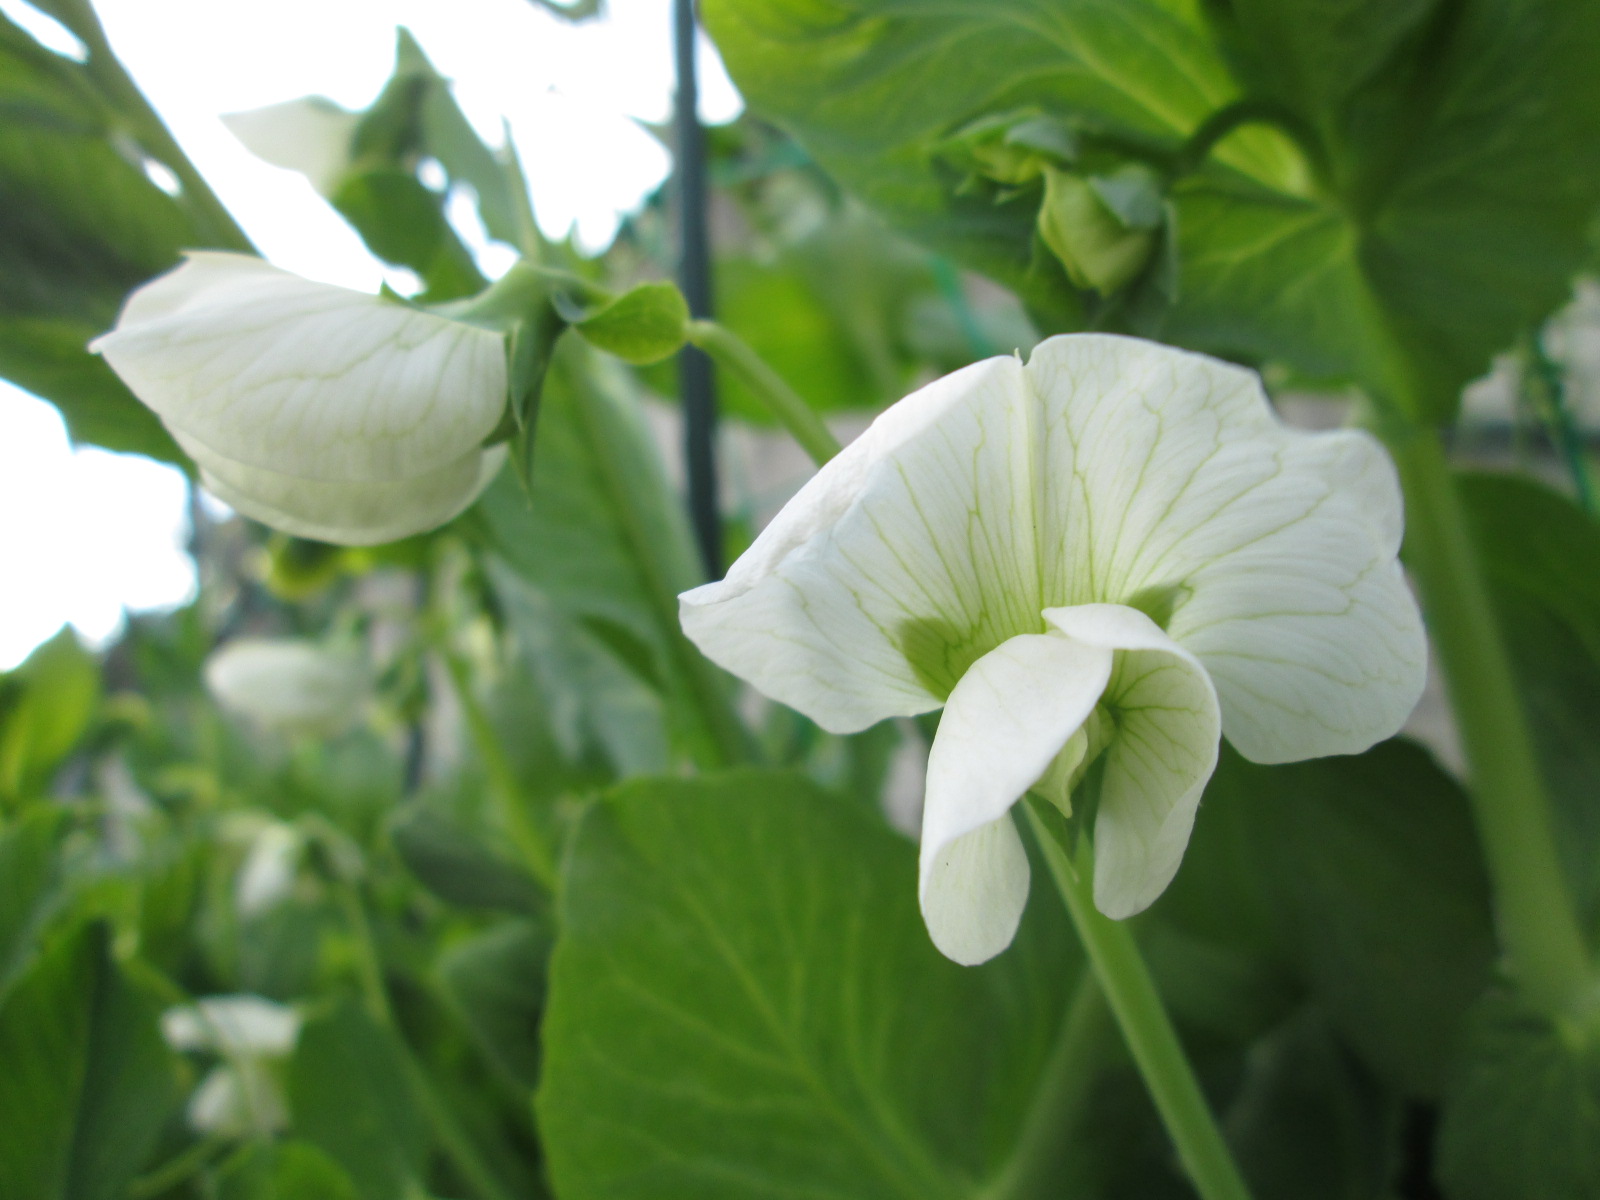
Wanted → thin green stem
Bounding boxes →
[1386,426,1594,1015]
[688,320,842,466]
[981,971,1112,1200]
[1024,800,1253,1200]
[127,1136,226,1199]
[333,876,517,1200]
[436,638,558,889]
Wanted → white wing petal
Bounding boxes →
[1025,334,1424,763]
[681,356,1040,733]
[93,253,507,483]
[919,632,1113,964]
[187,429,504,546]
[1043,604,1220,918]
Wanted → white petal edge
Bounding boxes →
[1022,334,1425,763]
[92,252,508,482]
[1043,603,1220,919]
[190,432,505,547]
[919,632,1113,964]
[681,355,1037,734]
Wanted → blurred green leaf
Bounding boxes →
[1436,990,1600,1200]
[287,1000,428,1200]
[390,803,546,915]
[0,922,182,1200]
[1460,472,1600,928]
[568,281,690,365]
[537,770,1084,1200]
[438,918,550,1091]
[0,628,100,802]
[1224,1009,1399,1200]
[705,0,1600,419]
[1153,740,1495,1097]
[0,807,70,999]
[331,168,483,301]
[0,8,199,462]
[215,1140,361,1200]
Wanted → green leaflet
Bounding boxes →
[704,0,1600,419]
[537,770,1085,1200]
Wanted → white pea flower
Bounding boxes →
[91,252,508,545]
[162,995,299,1138]
[682,334,1426,965]
[204,637,369,737]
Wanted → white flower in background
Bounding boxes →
[163,995,300,1138]
[222,98,359,196]
[204,637,369,736]
[91,252,508,546]
[682,334,1426,966]
[229,817,306,917]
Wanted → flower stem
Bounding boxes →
[687,320,842,466]
[1023,799,1254,1200]
[1385,425,1593,1015]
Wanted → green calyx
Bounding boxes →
[1037,165,1163,296]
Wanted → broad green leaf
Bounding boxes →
[331,168,484,301]
[0,7,200,462]
[286,1000,428,1200]
[389,802,546,915]
[438,918,550,1091]
[0,922,183,1200]
[0,807,70,998]
[1152,740,1495,1096]
[1436,991,1600,1200]
[537,769,1084,1200]
[704,0,1600,419]
[0,628,100,802]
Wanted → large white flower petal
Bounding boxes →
[1043,604,1220,919]
[919,632,1113,964]
[1023,335,1425,763]
[92,252,507,483]
[682,356,1041,733]
[182,427,504,546]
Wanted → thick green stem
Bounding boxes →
[1386,426,1593,1014]
[981,971,1112,1200]
[1024,801,1253,1200]
[436,640,558,889]
[688,320,842,466]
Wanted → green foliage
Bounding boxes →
[0,4,213,462]
[537,770,1083,1200]
[0,922,182,1200]
[1461,472,1600,926]
[438,918,550,1090]
[0,807,70,997]
[704,0,1600,418]
[1156,740,1495,1097]
[567,281,691,365]
[390,802,547,915]
[287,1000,429,1200]
[0,628,99,803]
[214,1141,361,1200]
[1435,990,1600,1200]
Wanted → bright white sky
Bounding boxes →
[0,0,740,668]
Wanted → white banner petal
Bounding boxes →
[1043,604,1220,919]
[919,632,1113,964]
[93,253,507,483]
[682,356,1042,733]
[1024,334,1424,763]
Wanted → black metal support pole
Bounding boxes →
[673,0,722,579]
